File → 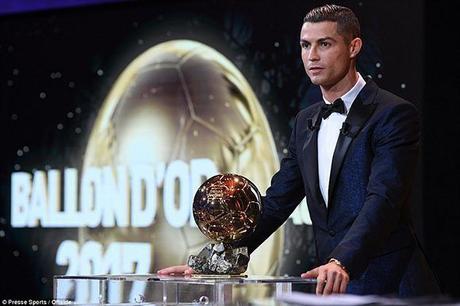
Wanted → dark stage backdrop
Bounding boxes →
[423,0,460,298]
[0,0,443,301]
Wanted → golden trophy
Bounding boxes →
[188,173,262,275]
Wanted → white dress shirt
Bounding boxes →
[318,73,366,207]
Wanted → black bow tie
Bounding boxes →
[321,98,346,119]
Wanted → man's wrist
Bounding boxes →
[328,258,348,274]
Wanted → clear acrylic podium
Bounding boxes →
[53,274,316,305]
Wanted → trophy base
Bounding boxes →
[187,242,249,274]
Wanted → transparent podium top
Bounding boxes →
[54,273,316,284]
[54,274,316,305]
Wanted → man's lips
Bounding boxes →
[308,67,324,75]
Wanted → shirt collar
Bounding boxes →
[323,73,366,114]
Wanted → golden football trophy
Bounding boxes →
[188,173,262,275]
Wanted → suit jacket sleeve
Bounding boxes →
[234,113,306,253]
[329,101,421,279]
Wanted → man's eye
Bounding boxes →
[301,42,309,49]
[320,42,330,47]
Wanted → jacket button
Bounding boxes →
[328,229,336,237]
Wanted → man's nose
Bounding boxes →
[308,46,319,61]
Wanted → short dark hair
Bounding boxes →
[303,4,360,42]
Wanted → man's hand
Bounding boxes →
[157,265,194,275]
[301,262,349,295]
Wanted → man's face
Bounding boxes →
[300,21,353,88]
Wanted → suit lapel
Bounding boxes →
[302,104,328,217]
[327,79,379,211]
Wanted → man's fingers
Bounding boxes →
[340,274,349,293]
[302,264,349,295]
[322,270,336,295]
[157,265,190,275]
[332,273,342,294]
[301,267,319,278]
[315,269,327,295]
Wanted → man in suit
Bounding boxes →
[159,4,440,296]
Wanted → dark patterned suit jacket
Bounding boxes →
[236,77,440,296]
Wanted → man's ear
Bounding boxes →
[349,37,362,58]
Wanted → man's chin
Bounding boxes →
[309,76,335,88]
[308,77,323,86]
